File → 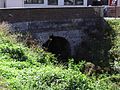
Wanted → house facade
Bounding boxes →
[0,0,120,8]
[0,0,88,8]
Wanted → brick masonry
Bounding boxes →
[0,7,103,58]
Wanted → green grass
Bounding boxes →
[0,21,120,90]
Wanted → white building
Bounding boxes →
[0,0,120,8]
[0,0,88,8]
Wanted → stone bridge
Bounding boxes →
[0,7,104,60]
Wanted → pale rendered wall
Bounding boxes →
[0,0,4,8]
[6,0,23,8]
[118,0,120,6]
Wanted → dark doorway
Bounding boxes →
[42,35,71,62]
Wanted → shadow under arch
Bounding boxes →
[42,35,71,62]
[76,19,116,67]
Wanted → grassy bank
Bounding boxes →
[0,20,120,90]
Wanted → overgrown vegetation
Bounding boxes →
[78,20,114,67]
[0,20,120,90]
[108,20,120,72]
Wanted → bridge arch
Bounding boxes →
[42,35,71,62]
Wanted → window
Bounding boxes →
[48,0,58,5]
[24,0,44,4]
[64,0,83,5]
[91,0,108,6]
[75,0,84,5]
[102,0,108,5]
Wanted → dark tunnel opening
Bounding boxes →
[42,35,71,62]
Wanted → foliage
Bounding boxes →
[0,23,91,90]
[76,19,118,67]
[0,22,120,90]
[107,20,120,70]
[68,59,86,71]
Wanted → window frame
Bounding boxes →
[48,0,58,5]
[64,0,84,5]
[24,0,44,4]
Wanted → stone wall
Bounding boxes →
[0,7,104,59]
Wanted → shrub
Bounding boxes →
[6,65,91,90]
[1,47,27,61]
[107,20,120,72]
[0,20,120,90]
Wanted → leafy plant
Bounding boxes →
[0,20,120,90]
